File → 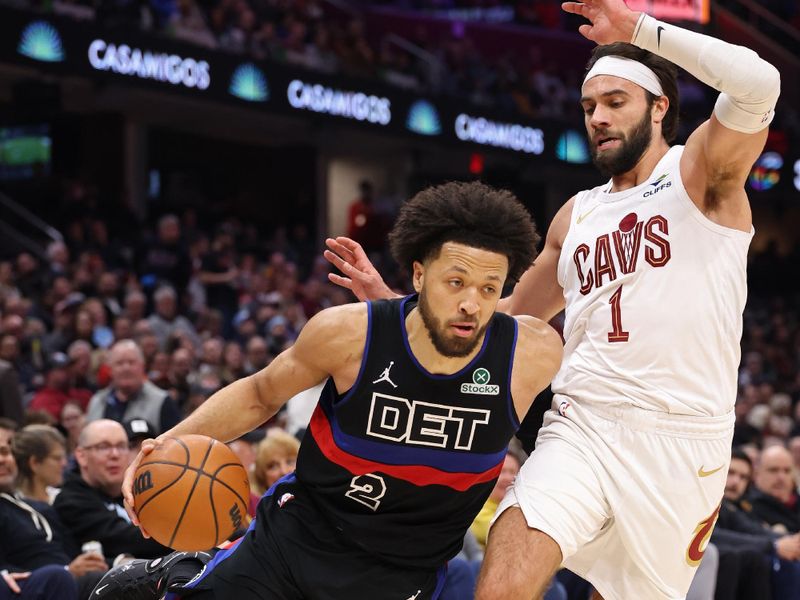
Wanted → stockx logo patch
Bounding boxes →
[461,368,499,396]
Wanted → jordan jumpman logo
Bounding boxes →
[373,361,397,388]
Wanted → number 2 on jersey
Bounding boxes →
[608,285,629,343]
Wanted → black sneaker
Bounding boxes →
[91,551,212,599]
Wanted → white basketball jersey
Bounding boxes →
[551,146,753,416]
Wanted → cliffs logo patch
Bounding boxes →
[643,173,671,197]
[461,367,499,396]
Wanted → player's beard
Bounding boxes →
[590,108,653,178]
[417,289,489,358]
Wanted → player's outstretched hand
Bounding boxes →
[122,437,161,536]
[324,237,397,301]
[561,0,640,45]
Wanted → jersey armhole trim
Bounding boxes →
[506,317,521,429]
[556,193,582,289]
[335,300,373,406]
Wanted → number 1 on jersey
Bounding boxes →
[608,285,629,343]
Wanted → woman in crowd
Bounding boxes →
[11,424,68,504]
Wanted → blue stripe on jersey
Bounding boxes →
[318,387,507,474]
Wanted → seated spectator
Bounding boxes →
[749,444,800,533]
[60,402,86,463]
[86,340,180,435]
[53,419,171,561]
[11,425,68,504]
[123,418,156,455]
[29,353,92,421]
[147,285,200,351]
[252,428,299,496]
[0,418,108,600]
[712,447,797,600]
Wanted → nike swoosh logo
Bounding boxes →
[576,204,599,224]
[698,465,724,478]
[95,584,110,595]
[657,26,664,48]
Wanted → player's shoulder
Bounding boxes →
[512,316,563,373]
[300,302,368,347]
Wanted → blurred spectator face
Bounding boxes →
[490,453,520,503]
[133,319,153,338]
[170,348,193,380]
[46,363,71,392]
[124,292,147,321]
[16,253,37,275]
[113,316,133,341]
[246,336,269,371]
[224,342,243,371]
[0,334,18,362]
[155,293,177,320]
[60,402,85,441]
[29,434,67,488]
[158,215,181,245]
[47,241,69,268]
[725,457,752,501]
[68,341,92,378]
[0,426,17,493]
[84,299,107,327]
[51,276,72,301]
[1,315,24,340]
[76,420,130,496]
[137,334,159,364]
[0,261,12,284]
[109,341,146,396]
[255,431,299,491]
[4,296,26,318]
[98,272,118,297]
[150,352,169,376]
[201,338,223,366]
[755,446,796,503]
[75,310,94,340]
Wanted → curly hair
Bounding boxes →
[587,43,680,144]
[388,181,540,282]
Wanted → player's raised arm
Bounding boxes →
[563,0,780,221]
[122,302,367,520]
[498,198,572,321]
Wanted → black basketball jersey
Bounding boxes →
[295,294,521,569]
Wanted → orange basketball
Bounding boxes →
[132,434,250,551]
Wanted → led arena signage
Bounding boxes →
[455,114,544,155]
[17,21,64,63]
[88,39,211,90]
[287,79,391,126]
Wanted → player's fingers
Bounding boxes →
[578,23,595,39]
[333,237,368,259]
[327,273,354,290]
[561,1,584,14]
[324,238,355,260]
[323,249,352,273]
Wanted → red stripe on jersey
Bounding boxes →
[309,404,502,491]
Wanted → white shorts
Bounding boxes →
[494,397,734,600]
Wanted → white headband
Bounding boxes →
[582,56,664,97]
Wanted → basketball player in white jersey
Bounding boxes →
[323,0,781,597]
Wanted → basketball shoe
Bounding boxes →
[91,550,213,599]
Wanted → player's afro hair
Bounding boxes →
[389,181,540,283]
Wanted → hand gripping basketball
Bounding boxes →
[125,435,251,550]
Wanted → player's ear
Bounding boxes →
[412,261,424,293]
[652,95,669,125]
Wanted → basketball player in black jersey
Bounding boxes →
[92,180,563,600]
